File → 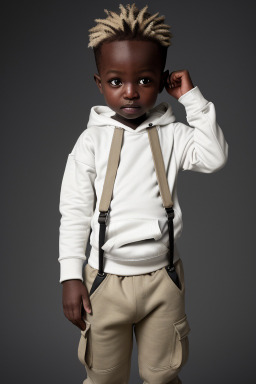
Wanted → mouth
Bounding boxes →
[121,104,141,108]
[121,105,141,114]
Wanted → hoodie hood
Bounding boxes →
[87,102,176,134]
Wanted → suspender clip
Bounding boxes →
[165,207,174,220]
[98,209,109,224]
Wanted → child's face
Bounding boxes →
[94,40,168,129]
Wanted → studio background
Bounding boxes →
[1,0,255,383]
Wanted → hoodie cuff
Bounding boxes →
[178,86,209,115]
[59,257,85,283]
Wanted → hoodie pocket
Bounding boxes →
[90,215,171,260]
[102,218,163,252]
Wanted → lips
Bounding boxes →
[120,105,142,115]
[121,104,141,108]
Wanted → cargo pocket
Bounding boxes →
[170,315,191,369]
[78,319,92,368]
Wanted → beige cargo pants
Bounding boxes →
[78,259,190,384]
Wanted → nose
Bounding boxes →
[123,82,139,99]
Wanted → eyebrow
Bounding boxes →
[106,69,156,75]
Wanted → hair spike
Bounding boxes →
[136,5,149,25]
[88,2,172,48]
[118,3,128,18]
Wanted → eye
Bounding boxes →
[139,78,151,85]
[108,78,122,86]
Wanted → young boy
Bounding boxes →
[58,3,228,384]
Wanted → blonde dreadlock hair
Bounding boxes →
[88,3,173,73]
[88,3,173,48]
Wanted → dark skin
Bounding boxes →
[62,39,194,331]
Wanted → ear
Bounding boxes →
[94,73,103,94]
[159,69,169,93]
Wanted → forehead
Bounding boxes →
[99,40,162,75]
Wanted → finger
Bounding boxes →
[76,315,87,331]
[83,298,92,314]
[169,72,181,87]
[171,80,178,88]
[169,71,182,81]
[165,81,173,91]
[81,286,92,312]
[172,72,182,78]
[170,73,183,84]
[72,308,86,331]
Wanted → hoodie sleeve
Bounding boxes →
[58,129,96,283]
[173,86,229,172]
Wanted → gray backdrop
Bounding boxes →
[1,0,255,383]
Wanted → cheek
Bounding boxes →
[104,89,120,103]
[144,89,159,104]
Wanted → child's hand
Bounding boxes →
[62,279,92,331]
[164,69,194,100]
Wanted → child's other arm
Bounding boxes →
[165,70,229,172]
[59,130,96,330]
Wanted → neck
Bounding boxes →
[111,113,148,130]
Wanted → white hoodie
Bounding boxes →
[58,86,228,283]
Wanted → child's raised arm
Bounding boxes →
[165,69,228,172]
